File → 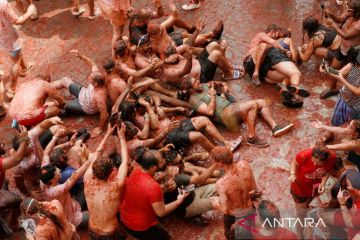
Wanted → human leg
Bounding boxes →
[189,131,215,152]
[252,43,269,85]
[184,184,218,218]
[191,116,227,145]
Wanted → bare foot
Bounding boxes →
[252,72,261,86]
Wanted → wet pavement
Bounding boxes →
[0,0,344,239]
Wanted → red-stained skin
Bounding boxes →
[1,0,341,239]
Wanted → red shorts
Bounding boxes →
[16,106,46,127]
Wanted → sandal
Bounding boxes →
[72,6,86,17]
[287,85,310,98]
[320,89,339,99]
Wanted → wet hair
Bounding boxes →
[347,47,360,65]
[258,200,281,228]
[12,135,21,151]
[39,165,57,185]
[114,40,127,56]
[119,101,136,121]
[279,27,292,38]
[92,156,114,180]
[124,121,139,140]
[164,45,177,57]
[134,146,158,170]
[312,145,330,161]
[49,149,67,170]
[103,59,115,73]
[303,16,320,38]
[265,24,280,33]
[211,146,233,165]
[36,74,51,82]
[91,71,105,86]
[163,147,179,164]
[108,151,122,168]
[21,198,63,231]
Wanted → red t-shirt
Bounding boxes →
[291,148,336,197]
[0,157,4,188]
[334,200,360,240]
[253,228,299,240]
[120,167,163,231]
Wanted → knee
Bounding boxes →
[258,43,268,51]
[256,99,267,108]
[194,116,211,124]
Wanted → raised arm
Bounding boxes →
[115,123,129,187]
[311,119,352,134]
[2,126,29,170]
[94,124,116,159]
[112,77,133,115]
[327,140,360,151]
[325,17,360,40]
[70,50,100,72]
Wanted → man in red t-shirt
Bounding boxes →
[0,125,29,236]
[253,200,299,240]
[288,145,336,238]
[120,147,189,240]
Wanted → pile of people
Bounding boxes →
[1,0,360,239]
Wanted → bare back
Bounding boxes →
[84,168,122,234]
[9,80,51,119]
[216,160,257,215]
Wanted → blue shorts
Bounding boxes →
[10,48,22,58]
[331,97,354,126]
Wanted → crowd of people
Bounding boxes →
[1,0,360,239]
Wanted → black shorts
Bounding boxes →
[198,49,217,83]
[327,48,348,63]
[169,32,184,47]
[243,55,255,77]
[125,223,170,240]
[165,119,195,149]
[89,227,126,240]
[260,47,291,81]
[290,190,312,204]
[39,128,54,149]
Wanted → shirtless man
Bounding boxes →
[51,50,108,137]
[9,76,64,127]
[211,146,260,240]
[84,123,128,239]
[189,82,293,147]
[0,0,37,100]
[99,0,132,48]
